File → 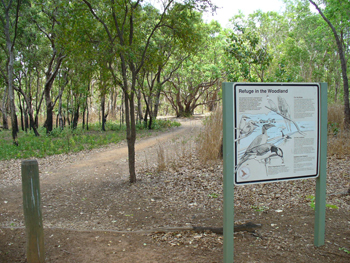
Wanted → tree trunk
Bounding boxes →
[121,92,124,125]
[18,93,24,131]
[72,94,80,130]
[124,88,137,183]
[142,91,152,129]
[82,98,86,130]
[153,75,162,118]
[101,94,106,131]
[44,87,54,133]
[57,91,64,130]
[8,49,19,144]
[110,87,117,117]
[43,53,65,133]
[24,103,29,132]
[3,0,19,144]
[1,89,9,130]
[309,0,350,128]
[6,35,18,143]
[72,107,79,129]
[137,89,143,123]
[18,89,40,136]
[86,97,89,130]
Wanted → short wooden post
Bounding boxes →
[21,159,45,263]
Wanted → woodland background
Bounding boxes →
[1,0,349,181]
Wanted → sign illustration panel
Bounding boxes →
[234,83,320,185]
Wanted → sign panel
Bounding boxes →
[234,83,320,185]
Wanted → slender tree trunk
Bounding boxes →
[3,0,19,144]
[72,106,79,129]
[142,91,151,129]
[18,93,24,131]
[86,97,89,130]
[101,94,106,131]
[8,50,19,144]
[121,92,124,126]
[335,82,338,103]
[110,87,117,117]
[1,87,9,129]
[44,88,54,133]
[19,90,40,136]
[153,75,162,118]
[309,0,350,128]
[6,35,18,143]
[24,103,29,132]
[124,88,137,183]
[82,100,86,130]
[137,89,143,123]
[72,94,80,129]
[57,91,64,130]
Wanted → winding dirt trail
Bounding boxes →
[41,117,203,185]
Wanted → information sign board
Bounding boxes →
[233,83,320,185]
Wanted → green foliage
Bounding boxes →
[225,14,272,82]
[0,119,180,160]
[208,193,219,198]
[306,195,339,210]
[339,247,350,254]
[251,205,269,212]
[137,119,181,131]
[328,122,340,136]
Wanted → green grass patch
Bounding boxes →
[0,119,180,160]
[306,195,339,210]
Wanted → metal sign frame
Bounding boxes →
[233,83,320,185]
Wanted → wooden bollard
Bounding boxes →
[21,160,45,263]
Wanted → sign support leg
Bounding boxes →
[223,83,234,262]
[314,82,327,246]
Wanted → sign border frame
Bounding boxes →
[233,82,321,185]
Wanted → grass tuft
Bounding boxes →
[156,143,166,172]
[197,108,223,163]
[327,104,350,156]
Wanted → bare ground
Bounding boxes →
[0,116,349,262]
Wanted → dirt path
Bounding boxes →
[40,118,203,185]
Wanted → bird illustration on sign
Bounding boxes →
[236,123,284,176]
[265,95,305,135]
[236,115,259,142]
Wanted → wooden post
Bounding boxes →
[21,159,45,263]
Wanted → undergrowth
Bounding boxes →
[197,108,223,164]
[327,104,350,156]
[0,119,180,160]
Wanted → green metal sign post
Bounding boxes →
[314,82,327,246]
[222,82,327,262]
[223,83,235,262]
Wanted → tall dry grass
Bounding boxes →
[156,143,167,172]
[155,136,195,172]
[328,103,343,129]
[197,108,223,163]
[194,103,350,159]
[327,103,350,156]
